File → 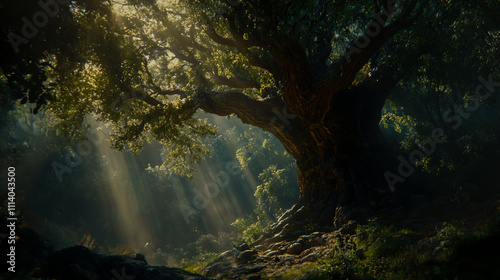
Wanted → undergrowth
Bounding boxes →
[301,208,500,280]
[179,252,219,274]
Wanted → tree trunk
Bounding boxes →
[193,72,398,240]
[264,86,392,237]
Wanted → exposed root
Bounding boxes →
[252,201,375,247]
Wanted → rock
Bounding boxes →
[286,243,304,255]
[254,245,267,252]
[277,257,294,266]
[254,256,271,262]
[266,233,286,244]
[299,253,319,263]
[217,249,238,261]
[48,246,211,280]
[134,253,148,264]
[233,265,266,275]
[236,242,251,251]
[299,248,315,258]
[246,274,262,280]
[237,250,258,264]
[203,261,232,278]
[268,241,287,251]
[15,227,54,277]
[264,250,284,258]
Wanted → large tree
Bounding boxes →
[2,0,498,233]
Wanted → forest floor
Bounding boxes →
[6,197,500,280]
[199,197,500,280]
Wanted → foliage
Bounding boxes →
[305,213,500,280]
[179,252,219,274]
[77,234,97,251]
[231,209,272,244]
[379,0,500,199]
[277,263,316,280]
[195,232,236,253]
[5,0,496,178]
[255,164,297,217]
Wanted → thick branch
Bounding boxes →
[212,74,260,89]
[130,90,163,106]
[151,4,207,52]
[226,14,268,49]
[206,28,238,47]
[319,0,425,93]
[305,0,426,123]
[185,91,281,130]
[155,88,186,98]
[205,27,281,78]
[181,90,307,159]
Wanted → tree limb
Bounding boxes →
[319,0,425,93]
[306,0,427,123]
[212,74,261,89]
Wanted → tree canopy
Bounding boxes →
[1,0,499,194]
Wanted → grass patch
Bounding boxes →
[277,263,317,280]
[179,252,219,274]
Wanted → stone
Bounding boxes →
[134,253,148,264]
[218,249,238,261]
[254,245,267,252]
[237,250,258,264]
[299,248,315,258]
[236,242,251,251]
[233,265,266,275]
[202,261,232,278]
[264,250,284,258]
[299,253,319,263]
[286,243,304,255]
[48,246,211,280]
[268,241,287,251]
